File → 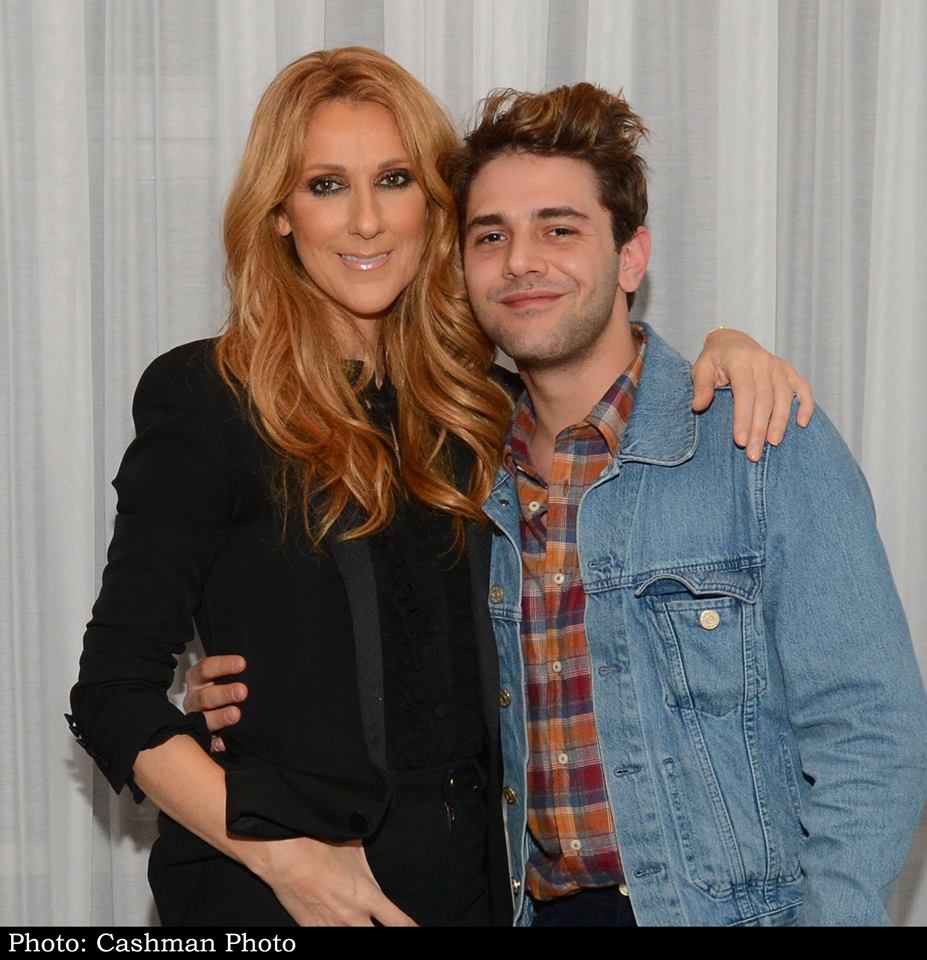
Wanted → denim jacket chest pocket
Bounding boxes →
[635,567,765,718]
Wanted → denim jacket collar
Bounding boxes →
[491,322,698,495]
[616,321,698,467]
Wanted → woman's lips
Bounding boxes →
[338,252,390,271]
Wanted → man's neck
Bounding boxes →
[518,321,637,481]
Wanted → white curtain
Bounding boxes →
[2,0,924,926]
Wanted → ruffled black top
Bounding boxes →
[363,378,485,771]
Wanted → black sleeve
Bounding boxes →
[68,342,232,799]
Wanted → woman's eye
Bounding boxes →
[308,177,344,197]
[378,169,414,189]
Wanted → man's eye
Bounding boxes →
[378,169,414,189]
[308,177,344,197]
[475,232,505,245]
[548,227,575,238]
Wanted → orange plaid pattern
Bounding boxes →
[504,329,646,899]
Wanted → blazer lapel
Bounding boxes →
[450,437,501,747]
[466,520,500,746]
[325,511,387,772]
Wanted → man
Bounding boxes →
[442,82,927,926]
[183,83,925,925]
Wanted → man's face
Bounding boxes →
[462,152,642,371]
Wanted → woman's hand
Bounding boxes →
[691,327,815,462]
[134,736,414,927]
[248,837,417,927]
[183,655,248,752]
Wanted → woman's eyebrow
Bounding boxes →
[301,157,412,174]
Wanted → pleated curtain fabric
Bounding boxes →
[1,0,924,925]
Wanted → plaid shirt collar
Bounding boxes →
[504,325,648,478]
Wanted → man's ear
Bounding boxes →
[276,208,292,237]
[618,226,650,294]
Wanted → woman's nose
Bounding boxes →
[349,186,383,239]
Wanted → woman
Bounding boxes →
[69,47,812,928]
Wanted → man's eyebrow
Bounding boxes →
[534,206,589,221]
[465,213,505,233]
[465,207,589,233]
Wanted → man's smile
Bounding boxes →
[497,289,568,311]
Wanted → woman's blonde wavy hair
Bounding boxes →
[217,47,511,545]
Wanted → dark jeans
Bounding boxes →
[531,886,637,927]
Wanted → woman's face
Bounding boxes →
[277,100,429,324]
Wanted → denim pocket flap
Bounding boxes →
[634,565,760,602]
[637,569,765,716]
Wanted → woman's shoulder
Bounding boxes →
[133,338,242,422]
[137,337,223,395]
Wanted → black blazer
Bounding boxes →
[69,339,513,925]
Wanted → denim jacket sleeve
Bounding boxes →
[761,407,927,925]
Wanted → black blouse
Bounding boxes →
[363,379,484,770]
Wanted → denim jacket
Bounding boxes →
[483,325,927,926]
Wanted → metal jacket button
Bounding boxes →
[503,786,517,804]
[499,688,512,708]
[489,585,504,604]
[699,609,721,630]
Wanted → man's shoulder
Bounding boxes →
[692,388,868,507]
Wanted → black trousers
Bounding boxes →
[366,759,490,926]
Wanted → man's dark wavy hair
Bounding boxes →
[445,82,649,307]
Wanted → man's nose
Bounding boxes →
[503,232,547,279]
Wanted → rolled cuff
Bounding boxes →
[225,763,390,842]
[65,705,211,801]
